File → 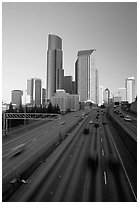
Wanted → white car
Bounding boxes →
[89,120,93,124]
[10,143,26,157]
[60,121,65,125]
[124,115,132,122]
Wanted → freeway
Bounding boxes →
[2,110,90,186]
[6,108,136,202]
[109,108,137,141]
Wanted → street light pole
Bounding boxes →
[24,90,27,127]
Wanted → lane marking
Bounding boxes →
[104,171,107,185]
[109,127,137,201]
[102,149,105,156]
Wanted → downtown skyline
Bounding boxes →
[2,2,137,103]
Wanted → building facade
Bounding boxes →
[125,77,135,103]
[47,34,64,100]
[51,89,79,112]
[11,90,23,107]
[75,49,99,104]
[72,81,76,94]
[64,76,72,94]
[27,78,42,106]
[118,88,126,102]
[99,86,103,106]
[42,88,46,105]
[103,88,110,104]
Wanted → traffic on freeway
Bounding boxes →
[2,107,137,201]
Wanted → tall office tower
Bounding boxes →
[47,34,64,100]
[42,88,46,105]
[27,78,42,106]
[11,90,23,107]
[64,76,72,94]
[75,49,99,103]
[72,81,76,94]
[99,86,103,106]
[125,77,135,103]
[75,59,78,94]
[103,88,110,104]
[118,88,126,102]
[95,69,99,104]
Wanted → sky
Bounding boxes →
[2,2,137,103]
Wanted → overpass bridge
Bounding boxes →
[3,113,60,135]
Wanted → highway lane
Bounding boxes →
[2,109,91,195]
[109,108,137,141]
[106,111,137,196]
[3,110,90,158]
[8,112,96,201]
[7,108,136,202]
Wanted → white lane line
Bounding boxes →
[109,129,137,201]
[102,149,105,156]
[104,171,107,185]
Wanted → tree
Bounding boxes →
[18,104,24,113]
[47,102,53,113]
[7,102,14,113]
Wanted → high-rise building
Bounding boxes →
[75,49,99,103]
[118,88,126,102]
[47,34,64,100]
[42,88,46,105]
[125,77,135,103]
[11,90,23,107]
[64,76,72,94]
[103,88,110,104]
[72,81,76,94]
[27,78,42,106]
[99,86,103,106]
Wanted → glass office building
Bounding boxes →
[75,49,99,104]
[47,34,64,100]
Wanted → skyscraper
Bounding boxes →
[125,77,135,103]
[99,86,103,106]
[118,88,126,102]
[11,90,23,107]
[103,88,110,104]
[46,34,64,100]
[64,76,72,94]
[75,49,99,103]
[27,78,42,106]
[42,88,46,105]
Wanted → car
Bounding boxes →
[88,151,98,170]
[60,121,65,125]
[84,128,89,134]
[120,114,124,118]
[107,154,119,173]
[75,114,78,117]
[95,122,99,128]
[10,143,26,157]
[89,120,93,124]
[124,115,132,122]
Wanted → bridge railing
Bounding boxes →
[3,113,60,136]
